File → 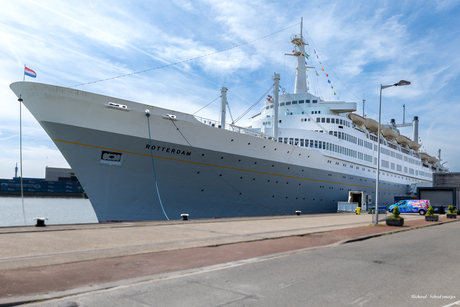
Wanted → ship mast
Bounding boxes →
[291,18,308,93]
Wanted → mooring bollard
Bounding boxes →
[296,211,301,216]
[181,214,189,221]
[33,217,48,227]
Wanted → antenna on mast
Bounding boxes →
[300,17,303,40]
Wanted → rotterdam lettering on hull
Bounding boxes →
[145,144,191,156]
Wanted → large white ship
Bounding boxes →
[10,24,448,221]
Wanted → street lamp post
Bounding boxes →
[375,80,411,226]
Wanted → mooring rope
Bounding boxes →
[146,111,169,220]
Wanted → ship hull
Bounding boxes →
[11,82,408,221]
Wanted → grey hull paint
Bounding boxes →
[42,121,407,221]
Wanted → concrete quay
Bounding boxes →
[0,212,457,306]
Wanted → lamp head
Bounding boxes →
[394,80,411,86]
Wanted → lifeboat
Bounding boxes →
[348,113,366,127]
[428,156,438,164]
[420,153,430,162]
[409,141,422,151]
[381,127,399,141]
[364,118,380,133]
[396,135,411,146]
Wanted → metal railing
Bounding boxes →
[193,115,274,140]
[337,202,359,212]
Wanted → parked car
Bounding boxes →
[388,200,430,215]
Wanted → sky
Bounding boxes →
[1,0,460,179]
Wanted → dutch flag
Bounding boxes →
[24,66,37,78]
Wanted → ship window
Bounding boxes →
[339,119,343,125]
[318,111,321,114]
[284,138,288,144]
[300,139,304,147]
[280,102,285,106]
[313,100,318,103]
[305,139,309,147]
[311,111,314,114]
[319,141,322,149]
[295,138,299,145]
[306,100,310,103]
[301,119,304,122]
[286,101,291,105]
[326,118,330,123]
[265,106,269,110]
[310,140,314,147]
[334,131,337,137]
[321,118,325,123]
[270,105,274,108]
[289,138,293,145]
[329,131,333,135]
[278,137,283,142]
[331,118,335,123]
[315,140,318,148]
[299,100,304,104]
[292,101,297,104]
[316,118,320,123]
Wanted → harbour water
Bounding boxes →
[0,197,98,227]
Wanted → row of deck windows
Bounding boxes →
[315,117,351,127]
[280,99,318,106]
[278,137,358,159]
[265,100,320,110]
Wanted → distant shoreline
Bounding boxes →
[0,192,87,198]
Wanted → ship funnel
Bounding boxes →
[412,116,419,142]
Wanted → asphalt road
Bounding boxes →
[24,222,460,307]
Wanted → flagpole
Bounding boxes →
[23,64,25,82]
[19,94,26,226]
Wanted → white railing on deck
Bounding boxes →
[193,115,274,140]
